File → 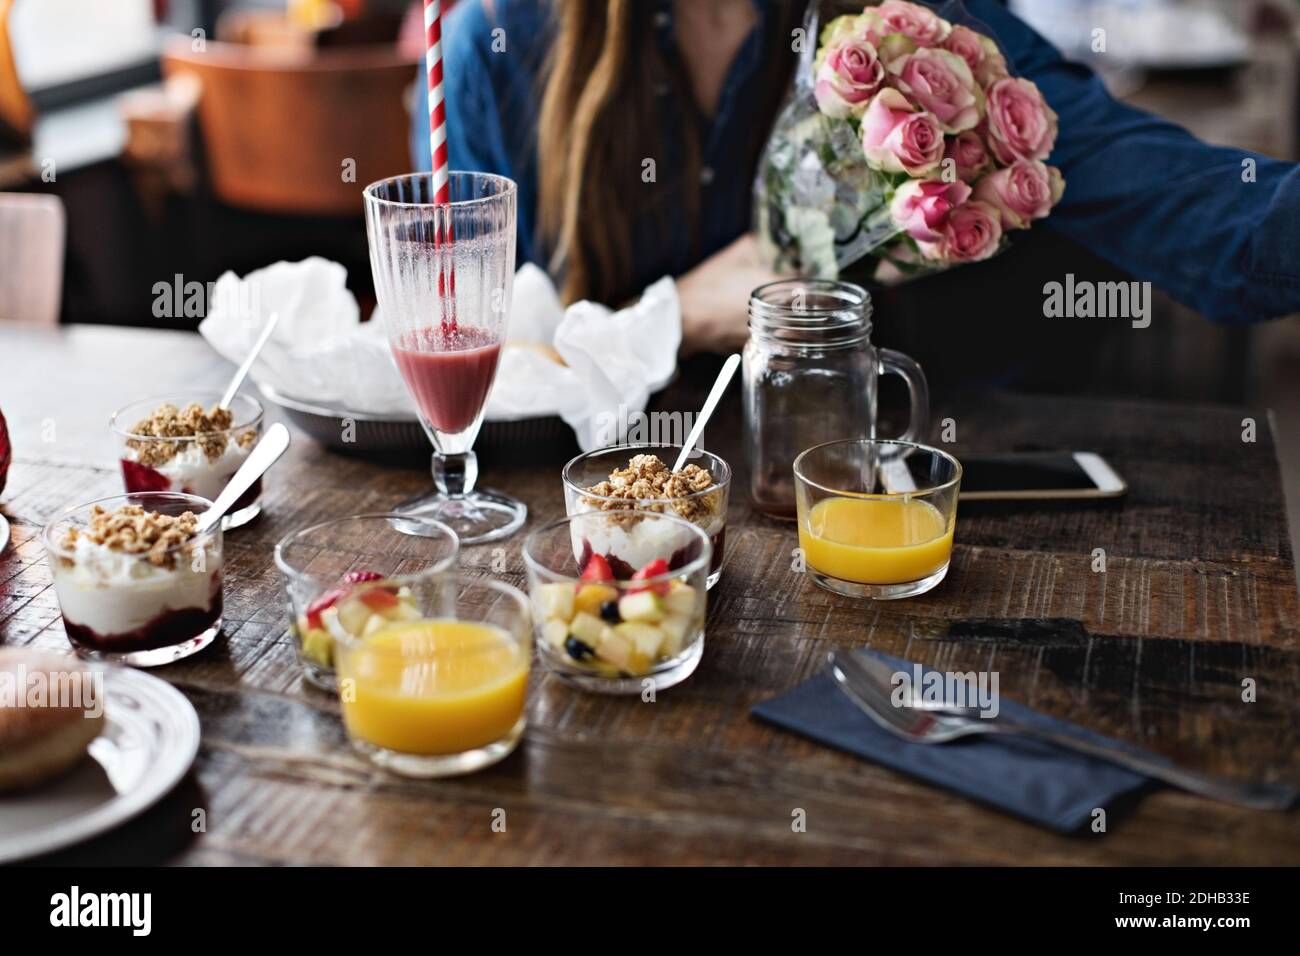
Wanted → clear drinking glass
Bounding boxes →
[523,512,711,695]
[43,491,223,666]
[363,171,524,543]
[743,279,929,518]
[273,513,459,691]
[794,439,961,600]
[561,443,731,589]
[111,392,265,529]
[331,572,531,778]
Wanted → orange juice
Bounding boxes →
[799,496,953,584]
[338,620,528,755]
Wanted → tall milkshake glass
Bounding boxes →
[364,171,524,543]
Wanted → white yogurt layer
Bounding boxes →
[569,505,723,571]
[52,536,220,635]
[126,439,251,501]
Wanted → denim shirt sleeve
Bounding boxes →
[969,0,1300,324]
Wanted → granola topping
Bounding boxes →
[584,454,721,523]
[125,402,258,467]
[61,505,201,568]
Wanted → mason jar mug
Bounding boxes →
[742,279,929,517]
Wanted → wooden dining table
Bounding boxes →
[2,322,1297,865]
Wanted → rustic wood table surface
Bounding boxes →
[1,323,1297,865]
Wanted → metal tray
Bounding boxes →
[256,383,575,457]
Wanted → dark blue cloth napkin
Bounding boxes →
[752,651,1157,832]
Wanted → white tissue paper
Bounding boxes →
[198,257,681,451]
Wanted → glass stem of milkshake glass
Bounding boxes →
[363,171,525,544]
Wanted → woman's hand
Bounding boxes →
[677,234,786,355]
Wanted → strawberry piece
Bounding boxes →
[580,553,614,583]
[629,558,671,596]
[358,588,400,611]
[120,458,171,493]
[305,587,349,629]
[343,570,384,584]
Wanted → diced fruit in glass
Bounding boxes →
[542,618,569,650]
[568,611,606,648]
[580,553,614,583]
[344,570,385,584]
[596,627,633,670]
[306,587,349,629]
[300,624,332,666]
[358,588,400,612]
[535,582,576,621]
[336,597,373,636]
[574,582,618,617]
[619,591,665,622]
[386,601,421,622]
[629,559,671,595]
[362,613,388,637]
[658,614,692,658]
[565,636,597,662]
[663,581,697,617]
[617,621,664,663]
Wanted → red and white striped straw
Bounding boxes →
[423,0,449,205]
[422,0,456,332]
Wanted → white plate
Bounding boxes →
[0,514,9,554]
[0,666,200,863]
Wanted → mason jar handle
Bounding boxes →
[878,348,929,444]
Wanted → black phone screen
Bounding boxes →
[959,453,1100,494]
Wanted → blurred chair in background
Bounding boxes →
[0,192,64,323]
[160,36,414,215]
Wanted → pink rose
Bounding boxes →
[888,47,982,134]
[814,37,886,119]
[876,0,951,47]
[890,179,973,242]
[941,25,985,74]
[975,36,1010,86]
[860,88,945,177]
[944,130,991,181]
[973,159,1065,229]
[917,200,1003,263]
[986,77,1058,163]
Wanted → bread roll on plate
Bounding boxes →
[0,649,105,792]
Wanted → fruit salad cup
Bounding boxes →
[273,514,459,690]
[562,444,731,589]
[43,492,223,667]
[111,393,265,529]
[524,511,711,695]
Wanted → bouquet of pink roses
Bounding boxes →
[756,0,1065,280]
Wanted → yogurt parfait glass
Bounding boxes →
[111,392,265,529]
[524,511,711,695]
[274,514,459,691]
[43,491,223,667]
[561,443,731,589]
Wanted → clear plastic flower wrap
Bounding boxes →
[755,1,1065,283]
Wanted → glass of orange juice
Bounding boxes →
[331,572,531,778]
[794,439,961,600]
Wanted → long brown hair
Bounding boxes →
[538,0,802,305]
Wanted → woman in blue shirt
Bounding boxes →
[413,0,1300,358]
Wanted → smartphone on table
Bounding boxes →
[956,451,1126,501]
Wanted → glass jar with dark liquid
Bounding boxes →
[742,280,929,517]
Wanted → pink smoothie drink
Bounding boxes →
[393,326,502,434]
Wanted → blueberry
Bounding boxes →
[599,600,621,623]
[565,637,596,662]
